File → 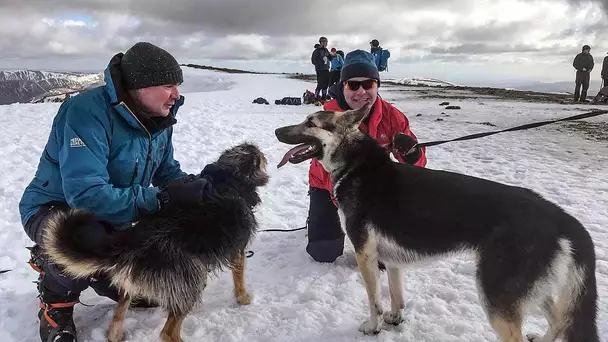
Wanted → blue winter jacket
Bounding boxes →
[19,57,187,227]
[330,54,344,71]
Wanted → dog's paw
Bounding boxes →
[107,332,125,342]
[382,311,404,325]
[525,333,543,342]
[236,292,252,305]
[359,319,382,335]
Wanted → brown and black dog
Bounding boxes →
[42,143,269,342]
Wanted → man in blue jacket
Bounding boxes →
[19,42,213,342]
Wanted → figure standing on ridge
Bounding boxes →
[572,44,594,102]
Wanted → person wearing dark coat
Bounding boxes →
[572,44,594,102]
[310,36,332,101]
[601,52,608,87]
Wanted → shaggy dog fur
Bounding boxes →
[42,143,269,342]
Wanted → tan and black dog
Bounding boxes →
[275,104,598,342]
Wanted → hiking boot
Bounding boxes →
[38,301,78,342]
[37,277,79,342]
[28,245,80,342]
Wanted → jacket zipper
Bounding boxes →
[129,158,139,185]
[121,102,152,186]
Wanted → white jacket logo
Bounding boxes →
[70,137,86,148]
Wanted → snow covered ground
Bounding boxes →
[0,67,606,341]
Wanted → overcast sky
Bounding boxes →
[1,0,608,86]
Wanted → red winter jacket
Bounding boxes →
[308,97,427,202]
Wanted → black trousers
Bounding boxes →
[25,203,120,301]
[574,71,590,101]
[306,187,345,262]
[315,70,331,95]
[329,70,341,87]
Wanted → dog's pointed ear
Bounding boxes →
[343,102,372,127]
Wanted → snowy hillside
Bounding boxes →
[0,67,606,341]
[0,69,103,105]
[387,77,459,87]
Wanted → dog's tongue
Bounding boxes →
[277,144,311,168]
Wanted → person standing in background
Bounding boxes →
[572,44,594,102]
[601,52,608,87]
[328,47,344,87]
[311,37,332,101]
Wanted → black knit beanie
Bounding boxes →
[120,42,183,90]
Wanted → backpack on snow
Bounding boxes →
[592,85,608,104]
[275,97,302,105]
[373,49,391,72]
[303,90,316,104]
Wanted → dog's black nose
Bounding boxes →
[275,126,290,141]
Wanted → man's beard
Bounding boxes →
[131,93,162,118]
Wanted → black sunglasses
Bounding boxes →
[344,79,377,91]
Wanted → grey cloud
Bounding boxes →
[450,21,531,43]
[1,0,607,70]
[563,0,608,13]
[430,43,544,55]
[0,0,474,37]
[399,54,475,63]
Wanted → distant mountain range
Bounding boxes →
[387,77,459,87]
[0,70,104,105]
[1,66,603,106]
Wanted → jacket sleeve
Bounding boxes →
[57,101,160,224]
[152,127,187,188]
[573,55,580,71]
[311,50,320,66]
[391,107,427,167]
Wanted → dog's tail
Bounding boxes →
[42,208,118,279]
[552,236,599,342]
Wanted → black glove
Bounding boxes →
[157,174,214,208]
[393,132,417,154]
[392,132,421,165]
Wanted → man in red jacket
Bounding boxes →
[306,49,427,263]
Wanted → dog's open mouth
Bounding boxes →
[277,143,320,168]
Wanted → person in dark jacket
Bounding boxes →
[572,44,594,102]
[601,52,608,87]
[306,50,427,263]
[311,36,332,101]
[20,42,217,342]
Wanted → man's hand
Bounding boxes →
[156,174,214,209]
[393,132,418,156]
